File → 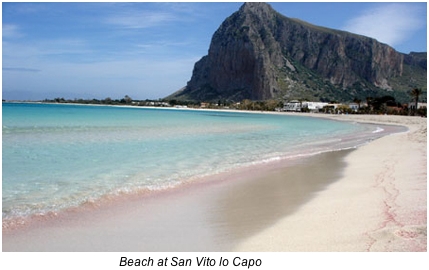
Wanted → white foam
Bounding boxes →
[372,127,384,133]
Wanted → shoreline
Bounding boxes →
[3,148,354,251]
[7,100,426,126]
[234,114,427,251]
[2,114,426,251]
[2,104,400,230]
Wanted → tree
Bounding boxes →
[241,99,254,110]
[119,95,132,104]
[366,97,374,112]
[124,95,132,104]
[410,88,422,115]
[104,97,112,104]
[353,98,362,110]
[265,99,283,111]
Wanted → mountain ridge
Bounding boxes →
[167,2,426,103]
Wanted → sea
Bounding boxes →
[2,102,402,228]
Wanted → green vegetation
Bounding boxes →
[41,95,170,107]
[35,87,426,118]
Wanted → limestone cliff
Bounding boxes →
[168,2,426,102]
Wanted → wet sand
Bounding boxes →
[234,114,427,251]
[3,148,351,251]
[2,114,426,252]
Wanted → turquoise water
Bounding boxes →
[2,103,388,225]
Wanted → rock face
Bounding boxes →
[168,2,426,102]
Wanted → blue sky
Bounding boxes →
[2,2,427,101]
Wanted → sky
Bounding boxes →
[2,1,427,101]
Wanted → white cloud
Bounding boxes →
[2,42,197,100]
[342,4,424,47]
[105,11,176,29]
[3,38,92,64]
[6,2,48,14]
[2,24,23,38]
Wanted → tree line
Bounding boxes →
[41,88,426,117]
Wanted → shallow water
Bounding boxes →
[2,103,397,226]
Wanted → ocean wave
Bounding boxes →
[372,127,384,133]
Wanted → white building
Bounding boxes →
[302,102,329,112]
[283,100,301,111]
[348,103,359,112]
[284,101,330,112]
[409,102,427,110]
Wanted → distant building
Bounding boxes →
[283,100,301,111]
[409,102,427,110]
[348,103,359,112]
[303,102,329,112]
[200,102,210,108]
[148,101,171,107]
[284,101,329,112]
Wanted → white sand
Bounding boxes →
[234,115,427,251]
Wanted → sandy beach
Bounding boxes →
[235,114,427,251]
[2,114,427,252]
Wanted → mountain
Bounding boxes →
[167,2,426,103]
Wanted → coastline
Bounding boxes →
[3,149,353,251]
[234,114,427,251]
[2,113,426,251]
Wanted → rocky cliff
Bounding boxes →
[168,2,426,103]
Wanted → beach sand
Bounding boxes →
[2,114,426,252]
[2,150,352,251]
[234,114,427,252]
